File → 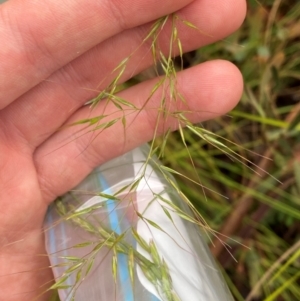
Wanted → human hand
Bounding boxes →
[0,0,246,300]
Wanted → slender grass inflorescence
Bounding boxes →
[44,12,267,301]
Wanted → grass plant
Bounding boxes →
[36,1,300,300]
[45,14,222,301]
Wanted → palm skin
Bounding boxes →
[0,0,246,300]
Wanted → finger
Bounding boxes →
[34,60,244,202]
[0,0,192,109]
[2,0,246,148]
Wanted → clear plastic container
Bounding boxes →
[45,145,234,301]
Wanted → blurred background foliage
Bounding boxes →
[155,0,300,300]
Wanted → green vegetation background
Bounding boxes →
[158,1,299,300]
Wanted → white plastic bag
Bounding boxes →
[45,145,233,301]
